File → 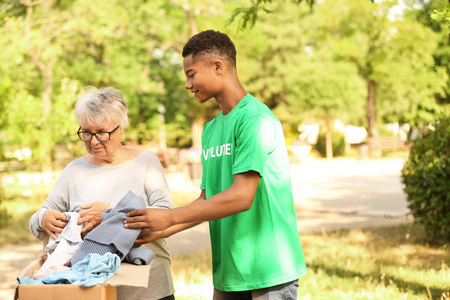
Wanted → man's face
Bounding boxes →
[183,54,218,103]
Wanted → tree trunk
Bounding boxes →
[42,61,54,118]
[191,118,203,149]
[365,78,381,158]
[325,113,333,160]
[23,0,55,172]
[187,10,198,37]
[186,8,203,149]
[366,79,378,138]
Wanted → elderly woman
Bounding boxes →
[29,86,175,300]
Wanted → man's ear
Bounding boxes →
[213,60,224,74]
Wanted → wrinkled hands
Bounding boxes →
[78,201,109,234]
[124,208,173,245]
[133,227,165,245]
[41,202,108,239]
[42,210,68,240]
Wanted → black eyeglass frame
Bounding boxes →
[77,125,120,142]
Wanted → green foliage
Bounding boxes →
[410,0,450,109]
[0,0,26,26]
[431,5,450,28]
[311,0,445,137]
[314,130,346,158]
[286,61,366,121]
[0,0,448,168]
[401,117,450,243]
[227,0,315,30]
[0,187,10,228]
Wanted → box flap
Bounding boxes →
[17,284,116,300]
[17,257,45,278]
[106,262,151,287]
[16,256,151,288]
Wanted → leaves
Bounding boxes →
[0,0,448,167]
[431,5,450,28]
[401,117,450,243]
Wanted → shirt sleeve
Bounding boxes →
[232,115,276,176]
[144,152,173,209]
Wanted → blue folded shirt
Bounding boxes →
[18,252,120,287]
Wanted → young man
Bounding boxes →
[125,29,307,299]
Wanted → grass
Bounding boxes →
[170,224,449,300]
[0,171,55,245]
[171,251,214,299]
[1,171,449,299]
[299,224,449,299]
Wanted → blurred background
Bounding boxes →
[0,0,449,299]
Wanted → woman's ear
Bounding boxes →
[119,128,125,141]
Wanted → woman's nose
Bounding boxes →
[90,134,101,144]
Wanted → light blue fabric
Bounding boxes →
[17,253,120,287]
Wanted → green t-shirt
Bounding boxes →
[201,94,307,291]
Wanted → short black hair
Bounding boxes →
[182,30,236,67]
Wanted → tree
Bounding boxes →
[227,1,368,157]
[229,1,313,141]
[431,2,450,28]
[228,0,314,29]
[285,61,366,158]
[0,0,81,170]
[310,0,445,156]
[413,0,450,116]
[227,0,377,30]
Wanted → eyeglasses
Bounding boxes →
[77,125,120,142]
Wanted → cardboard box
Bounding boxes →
[14,254,151,300]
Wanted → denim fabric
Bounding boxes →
[213,279,299,300]
[159,294,175,300]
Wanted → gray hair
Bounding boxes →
[75,86,129,129]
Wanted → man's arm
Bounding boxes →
[125,171,260,233]
[131,190,207,244]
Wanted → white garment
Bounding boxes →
[37,212,83,274]
[33,265,70,280]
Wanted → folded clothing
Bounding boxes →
[124,247,155,265]
[71,191,153,266]
[39,212,83,274]
[18,253,120,287]
[33,265,70,280]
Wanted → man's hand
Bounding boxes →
[125,191,206,245]
[78,202,109,234]
[124,208,174,232]
[42,210,68,240]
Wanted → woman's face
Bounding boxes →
[79,120,124,162]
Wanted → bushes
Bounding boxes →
[0,188,10,228]
[314,130,346,157]
[401,118,450,243]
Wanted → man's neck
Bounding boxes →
[216,85,247,115]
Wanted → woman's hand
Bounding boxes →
[78,202,109,234]
[42,210,68,240]
[134,228,166,245]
